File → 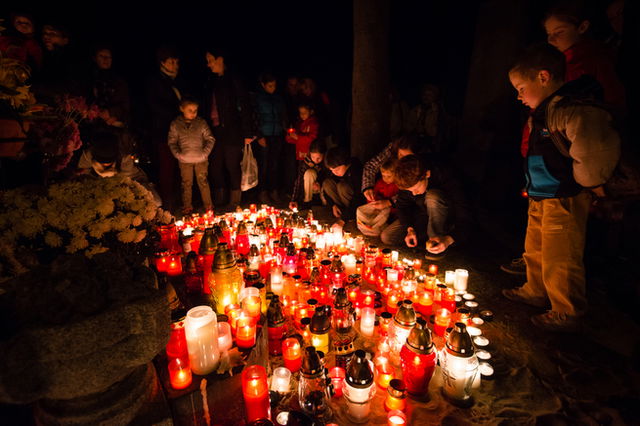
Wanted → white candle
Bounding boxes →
[360,307,376,337]
[401,279,417,296]
[270,367,292,393]
[386,269,399,283]
[344,382,375,422]
[466,326,482,337]
[217,321,233,352]
[473,336,489,348]
[454,269,469,293]
[391,250,399,263]
[342,254,357,276]
[315,234,326,251]
[270,268,283,295]
[476,350,491,361]
[463,293,475,301]
[184,306,220,375]
[445,270,456,285]
[472,317,484,326]
[479,362,494,377]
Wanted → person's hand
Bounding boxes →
[363,189,376,202]
[332,219,345,231]
[290,133,298,140]
[405,228,417,247]
[312,182,321,192]
[591,185,606,198]
[369,199,391,209]
[244,137,254,145]
[258,137,267,147]
[332,205,342,218]
[289,201,298,210]
[426,235,454,254]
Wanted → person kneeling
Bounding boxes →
[322,147,364,229]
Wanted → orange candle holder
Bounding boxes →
[282,337,302,372]
[428,264,438,275]
[375,356,395,389]
[242,365,271,422]
[168,357,192,390]
[434,308,452,337]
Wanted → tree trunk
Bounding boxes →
[351,0,390,162]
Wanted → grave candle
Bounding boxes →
[270,267,284,295]
[454,269,469,293]
[240,287,262,319]
[328,366,346,397]
[236,321,257,349]
[374,356,394,389]
[217,321,233,352]
[282,337,302,372]
[166,255,182,276]
[360,307,376,337]
[387,410,407,425]
[434,308,452,337]
[168,357,192,390]
[445,270,456,285]
[242,365,271,422]
[270,367,292,393]
[184,306,219,375]
[417,291,433,317]
[428,264,438,275]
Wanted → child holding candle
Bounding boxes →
[168,97,216,215]
[286,103,319,162]
[289,139,328,210]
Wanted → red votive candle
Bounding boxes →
[236,314,257,348]
[282,337,302,373]
[166,255,183,276]
[328,366,345,397]
[168,357,192,389]
[242,365,271,422]
[434,308,452,337]
[428,264,438,275]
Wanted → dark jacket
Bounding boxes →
[88,68,131,124]
[291,154,327,202]
[146,70,187,141]
[253,89,286,137]
[324,158,365,221]
[202,72,254,146]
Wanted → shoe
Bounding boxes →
[531,311,581,333]
[500,257,527,275]
[502,287,549,308]
[229,189,242,208]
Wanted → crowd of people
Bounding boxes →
[0,0,631,333]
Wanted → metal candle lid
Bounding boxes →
[333,288,351,309]
[185,251,199,272]
[387,379,407,398]
[345,349,374,388]
[267,295,285,327]
[445,322,475,357]
[249,244,260,257]
[198,227,218,255]
[301,346,323,376]
[236,221,248,235]
[310,306,331,334]
[213,242,236,270]
[394,300,417,327]
[405,318,434,355]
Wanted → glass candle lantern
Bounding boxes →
[184,306,220,375]
[384,379,407,411]
[379,312,393,336]
[387,410,407,426]
[217,321,233,352]
[344,350,376,423]
[417,291,433,317]
[236,314,257,349]
[440,323,479,407]
[428,264,438,275]
[241,287,262,319]
[270,266,284,295]
[434,308,452,337]
[166,314,188,361]
[381,248,393,268]
[389,301,417,365]
[374,355,394,389]
[270,367,292,393]
[242,365,271,422]
[445,270,456,285]
[299,346,332,419]
[198,227,218,295]
[454,269,469,294]
[209,243,243,314]
[159,223,180,253]
[184,252,204,294]
[282,337,303,373]
[386,291,401,315]
[400,318,437,398]
[166,254,183,276]
[267,295,286,355]
[154,251,170,273]
[168,357,192,390]
[332,288,354,335]
[310,307,331,353]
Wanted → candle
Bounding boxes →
[270,268,283,295]
[387,410,407,425]
[412,259,422,271]
[166,254,183,276]
[379,312,392,336]
[466,326,482,337]
[473,336,489,348]
[168,357,192,389]
[270,367,292,393]
[328,366,346,397]
[343,254,357,276]
[417,291,433,317]
[361,289,375,309]
[236,314,257,349]
[463,293,476,301]
[360,307,376,337]
[374,356,394,388]
[386,291,400,315]
[384,379,407,411]
[242,365,271,422]
[428,264,438,275]
[445,270,455,285]
[184,306,220,375]
[154,252,169,273]
[386,268,399,284]
[391,250,399,263]
[454,269,469,293]
[476,350,491,361]
[217,321,233,352]
[240,287,262,319]
[434,308,452,337]
[464,300,479,312]
[282,337,302,372]
[479,361,494,378]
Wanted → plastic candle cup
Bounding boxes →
[184,306,220,375]
[242,365,271,422]
[270,268,284,295]
[270,367,292,393]
[379,312,393,336]
[240,287,262,319]
[454,269,469,294]
[374,356,394,389]
[434,308,452,337]
[476,350,491,361]
[417,291,433,317]
[386,292,400,315]
[384,379,407,411]
[466,326,482,337]
[445,270,455,285]
[168,357,192,390]
[236,314,257,349]
[428,264,438,275]
[166,255,183,276]
[282,337,302,373]
[360,307,376,337]
[217,321,233,352]
[386,268,399,284]
[465,300,479,312]
[387,410,407,425]
[473,336,489,348]
[154,252,169,273]
[361,289,375,309]
[328,366,346,397]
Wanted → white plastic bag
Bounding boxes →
[240,144,258,191]
[356,203,390,237]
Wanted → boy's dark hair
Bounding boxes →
[325,147,350,169]
[544,0,592,26]
[180,96,199,107]
[393,133,421,155]
[309,138,327,154]
[510,43,566,82]
[259,72,277,85]
[380,158,396,172]
[205,46,228,60]
[156,45,179,63]
[394,155,427,189]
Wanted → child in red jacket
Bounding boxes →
[357,158,399,237]
[286,104,319,160]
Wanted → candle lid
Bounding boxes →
[345,350,374,388]
[330,256,344,272]
[333,288,351,309]
[305,248,316,260]
[394,300,417,327]
[445,322,475,357]
[237,221,248,235]
[301,346,323,376]
[405,318,434,355]
[198,227,218,255]
[267,295,285,327]
[310,307,331,333]
[320,259,331,267]
[381,248,392,255]
[387,379,406,398]
[185,251,199,272]
[249,244,260,257]
[380,311,392,321]
[403,266,415,280]
[286,243,296,256]
[213,242,236,270]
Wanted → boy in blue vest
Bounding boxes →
[503,43,620,332]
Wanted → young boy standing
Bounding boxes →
[168,98,216,214]
[503,43,620,332]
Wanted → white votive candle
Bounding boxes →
[270,268,283,295]
[270,367,292,393]
[185,306,220,375]
[445,270,455,285]
[473,336,489,348]
[217,321,233,352]
[454,269,469,293]
[360,307,376,337]
[476,350,491,361]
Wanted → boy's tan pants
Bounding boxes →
[179,161,213,210]
[521,191,591,316]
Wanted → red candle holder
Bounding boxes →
[282,337,302,373]
[434,308,452,337]
[168,357,192,390]
[328,366,346,397]
[242,365,271,422]
[236,316,257,349]
[166,255,183,276]
[428,264,438,275]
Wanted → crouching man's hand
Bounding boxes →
[426,235,454,254]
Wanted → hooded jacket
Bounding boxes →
[167,116,216,163]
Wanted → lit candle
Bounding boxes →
[270,367,292,393]
[343,254,357,276]
[236,314,257,349]
[374,356,394,388]
[434,308,452,337]
[386,268,399,284]
[282,337,302,373]
[412,259,422,271]
[360,307,376,337]
[454,269,469,293]
[270,267,284,295]
[166,255,183,276]
[384,379,407,412]
[217,321,233,352]
[445,270,455,285]
[184,306,220,375]
[242,365,271,422]
[155,252,169,273]
[428,264,438,275]
[168,357,192,390]
[386,292,400,315]
[328,366,346,397]
[387,410,407,425]
[391,250,399,263]
[476,350,491,361]
[473,336,489,348]
[361,289,375,309]
[240,287,262,319]
[417,291,433,317]
[466,326,482,337]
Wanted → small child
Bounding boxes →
[356,158,399,237]
[285,103,319,161]
[168,97,216,214]
[289,138,327,210]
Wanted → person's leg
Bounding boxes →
[195,160,213,210]
[267,136,283,192]
[210,144,226,204]
[380,218,406,246]
[303,168,318,203]
[424,189,450,238]
[227,144,243,191]
[178,162,194,212]
[335,181,354,209]
[540,192,590,316]
[158,143,176,208]
[322,177,339,206]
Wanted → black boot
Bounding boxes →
[229,189,242,209]
[214,188,226,206]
